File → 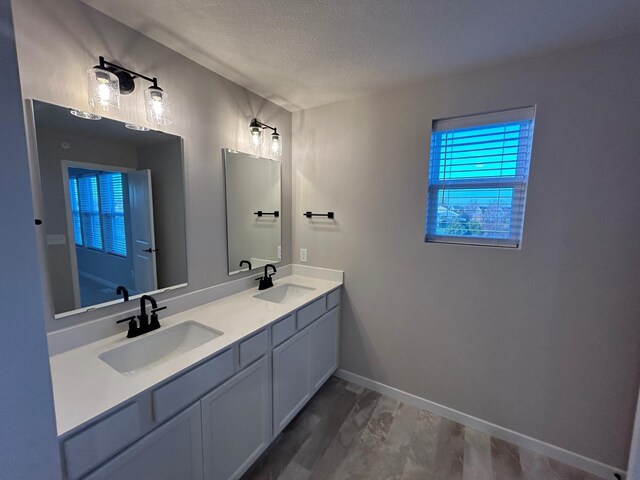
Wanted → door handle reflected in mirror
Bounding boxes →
[143,248,159,253]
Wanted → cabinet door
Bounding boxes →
[272,327,311,434]
[83,403,203,480]
[201,356,271,480]
[310,307,340,392]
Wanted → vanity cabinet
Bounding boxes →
[201,356,271,480]
[83,403,204,480]
[310,306,340,391]
[272,326,312,434]
[273,300,341,434]
[68,286,341,480]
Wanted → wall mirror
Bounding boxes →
[223,149,281,275]
[30,100,188,318]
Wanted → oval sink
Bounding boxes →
[253,283,316,304]
[99,321,223,374]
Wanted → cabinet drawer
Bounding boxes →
[239,329,268,368]
[272,315,295,347]
[63,402,143,480]
[326,288,341,310]
[296,297,326,330]
[152,348,235,423]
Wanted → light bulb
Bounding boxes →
[144,86,171,126]
[249,124,262,153]
[87,67,120,112]
[270,132,282,157]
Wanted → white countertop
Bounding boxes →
[49,274,342,437]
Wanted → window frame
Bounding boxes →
[424,107,535,248]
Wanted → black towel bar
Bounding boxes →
[254,210,279,217]
[303,211,334,219]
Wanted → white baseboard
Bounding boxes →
[334,369,623,480]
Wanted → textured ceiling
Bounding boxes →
[80,0,640,111]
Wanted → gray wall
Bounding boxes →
[12,0,292,330]
[292,35,640,469]
[0,0,61,477]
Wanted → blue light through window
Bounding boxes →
[425,108,535,247]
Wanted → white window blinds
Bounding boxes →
[78,175,103,250]
[71,171,128,257]
[425,107,535,248]
[68,177,83,247]
[99,173,127,256]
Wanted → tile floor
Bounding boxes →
[241,377,603,480]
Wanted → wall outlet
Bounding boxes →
[300,248,308,263]
[278,246,281,259]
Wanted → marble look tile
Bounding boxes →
[363,403,422,480]
[278,461,311,480]
[241,411,321,480]
[308,389,380,480]
[328,395,401,479]
[491,437,523,480]
[434,417,465,480]
[463,428,492,480]
[519,448,602,480]
[401,408,441,479]
[290,379,359,471]
[244,377,604,480]
[344,383,364,394]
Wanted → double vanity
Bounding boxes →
[51,272,342,480]
[28,99,340,479]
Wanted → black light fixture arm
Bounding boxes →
[97,56,162,92]
[250,118,278,135]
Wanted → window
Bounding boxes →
[425,107,535,247]
[70,170,128,256]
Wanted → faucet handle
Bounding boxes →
[116,316,139,338]
[116,315,136,324]
[151,306,167,314]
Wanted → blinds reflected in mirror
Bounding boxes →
[425,107,535,248]
[69,171,128,256]
[99,173,127,256]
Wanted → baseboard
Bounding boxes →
[334,369,623,480]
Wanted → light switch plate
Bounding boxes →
[300,248,308,263]
[47,234,66,245]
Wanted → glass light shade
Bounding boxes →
[87,67,120,112]
[144,87,172,125]
[270,132,282,157]
[249,125,262,153]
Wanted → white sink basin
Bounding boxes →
[99,321,223,374]
[253,283,316,304]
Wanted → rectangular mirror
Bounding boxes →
[30,100,188,318]
[223,149,281,275]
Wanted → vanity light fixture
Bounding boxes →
[249,118,283,157]
[87,56,172,125]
